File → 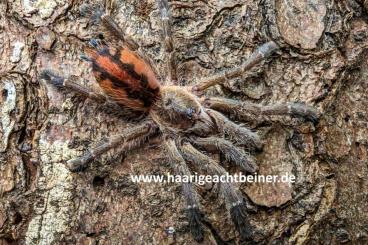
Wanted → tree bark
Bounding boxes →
[1,0,368,244]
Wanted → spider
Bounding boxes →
[40,0,319,242]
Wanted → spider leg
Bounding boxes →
[40,69,147,120]
[157,0,178,84]
[40,69,106,103]
[67,121,157,172]
[179,142,253,241]
[99,14,140,51]
[191,137,258,173]
[164,139,204,242]
[205,97,319,124]
[80,3,139,50]
[192,41,279,93]
[206,109,263,151]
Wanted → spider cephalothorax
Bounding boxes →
[151,86,213,133]
[40,0,319,242]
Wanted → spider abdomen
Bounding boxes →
[85,42,161,111]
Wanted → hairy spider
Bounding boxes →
[40,0,319,242]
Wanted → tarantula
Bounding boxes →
[40,0,318,242]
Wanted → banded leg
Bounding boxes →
[205,97,319,124]
[164,139,204,242]
[40,69,106,103]
[192,41,279,93]
[67,121,157,172]
[191,137,258,173]
[157,0,178,84]
[179,142,253,241]
[206,109,263,151]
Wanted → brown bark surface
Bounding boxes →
[1,0,368,244]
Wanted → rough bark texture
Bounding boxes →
[1,0,368,244]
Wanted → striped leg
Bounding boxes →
[157,0,178,84]
[40,69,147,120]
[80,3,139,50]
[164,139,204,242]
[100,14,140,51]
[191,136,258,173]
[40,69,106,103]
[67,121,157,172]
[206,109,263,151]
[179,142,254,241]
[205,97,319,124]
[192,41,279,93]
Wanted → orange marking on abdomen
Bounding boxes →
[85,45,161,111]
[95,55,136,87]
[99,78,146,111]
[119,48,160,90]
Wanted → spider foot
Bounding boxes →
[65,153,93,172]
[289,103,320,124]
[88,38,104,49]
[230,202,253,242]
[186,206,204,242]
[40,69,65,88]
[86,38,109,57]
[79,3,105,25]
[79,54,93,62]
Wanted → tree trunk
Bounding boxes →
[1,0,367,244]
